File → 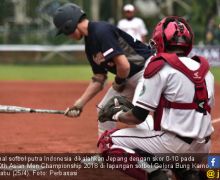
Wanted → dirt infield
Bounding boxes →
[0,81,219,153]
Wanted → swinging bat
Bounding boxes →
[0,105,65,114]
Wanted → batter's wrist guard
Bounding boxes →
[115,76,127,84]
[113,76,127,92]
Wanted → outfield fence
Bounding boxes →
[189,46,220,67]
[0,44,220,66]
[0,44,86,64]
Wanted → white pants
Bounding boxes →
[97,70,153,136]
[111,128,211,154]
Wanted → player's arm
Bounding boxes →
[65,73,107,117]
[95,26,130,92]
[112,54,130,92]
[113,54,130,79]
[114,106,149,125]
[78,73,107,105]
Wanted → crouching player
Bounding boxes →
[97,16,214,180]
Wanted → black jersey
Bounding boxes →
[85,21,154,77]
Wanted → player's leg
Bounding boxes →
[98,129,169,180]
[110,128,195,154]
[97,80,136,136]
[111,128,210,180]
[174,138,211,179]
[136,114,154,130]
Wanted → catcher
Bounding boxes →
[98,16,214,180]
[53,3,154,136]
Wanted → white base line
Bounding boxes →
[212,118,220,124]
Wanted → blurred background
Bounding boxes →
[0,0,220,155]
[0,0,219,65]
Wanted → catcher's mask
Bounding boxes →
[53,3,86,36]
[150,16,194,56]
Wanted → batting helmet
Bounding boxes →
[53,3,86,36]
[151,16,193,56]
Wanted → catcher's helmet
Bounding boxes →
[151,16,193,56]
[53,3,86,36]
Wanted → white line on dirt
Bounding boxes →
[212,118,220,124]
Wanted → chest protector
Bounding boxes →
[144,53,211,130]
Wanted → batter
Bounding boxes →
[53,3,154,135]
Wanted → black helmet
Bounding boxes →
[53,3,86,36]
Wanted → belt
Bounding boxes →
[176,135,210,144]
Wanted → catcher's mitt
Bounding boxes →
[98,96,134,122]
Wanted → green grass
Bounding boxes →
[0,65,92,81]
[211,67,220,83]
[0,65,114,81]
[0,65,219,82]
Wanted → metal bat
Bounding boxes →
[0,105,65,114]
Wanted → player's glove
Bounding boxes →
[112,76,127,92]
[98,96,134,123]
[65,99,83,117]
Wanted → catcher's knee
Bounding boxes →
[97,128,119,153]
[97,128,137,154]
[97,133,148,180]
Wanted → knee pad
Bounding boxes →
[98,134,148,180]
[97,128,119,153]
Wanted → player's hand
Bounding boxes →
[64,100,83,118]
[98,96,134,122]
